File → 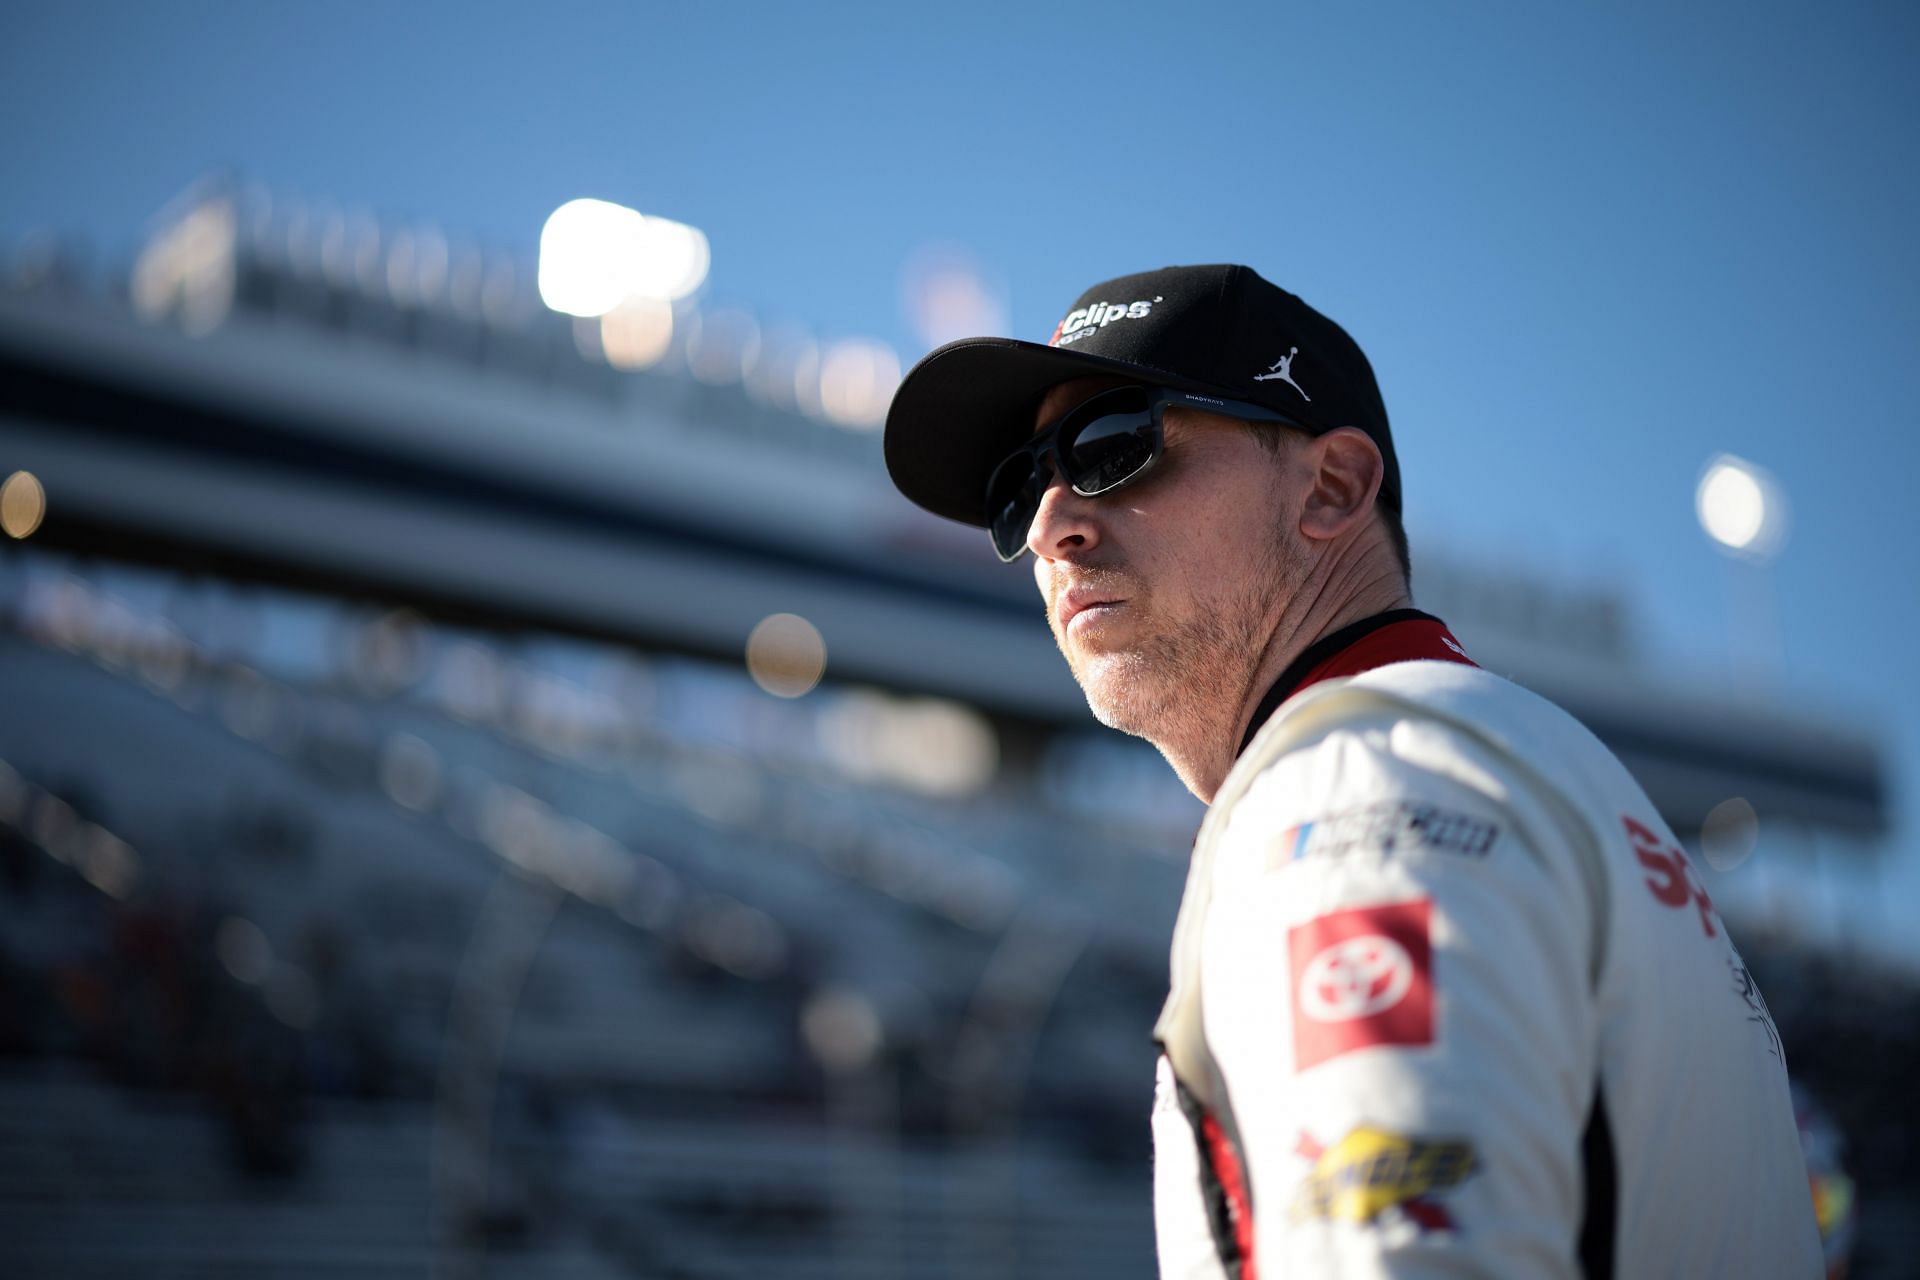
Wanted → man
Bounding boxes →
[883,265,1821,1277]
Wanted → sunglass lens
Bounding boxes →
[1065,405,1156,493]
[986,453,1045,561]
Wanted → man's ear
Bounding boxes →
[1299,427,1385,543]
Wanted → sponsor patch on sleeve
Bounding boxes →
[1289,899,1434,1071]
[1291,1125,1477,1233]
[1269,801,1499,872]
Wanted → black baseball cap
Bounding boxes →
[883,263,1399,528]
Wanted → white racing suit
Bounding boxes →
[1152,624,1822,1279]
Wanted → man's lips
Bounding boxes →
[1059,590,1127,632]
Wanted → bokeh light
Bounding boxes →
[76,828,140,900]
[901,243,1008,349]
[685,899,787,979]
[216,916,274,985]
[1,471,46,539]
[378,732,443,813]
[629,215,710,302]
[598,297,674,370]
[818,691,999,797]
[744,325,817,412]
[817,338,900,429]
[1702,796,1761,871]
[539,198,646,317]
[745,613,827,698]
[1697,454,1788,560]
[538,198,711,318]
[685,307,762,385]
[801,988,883,1073]
[131,195,235,334]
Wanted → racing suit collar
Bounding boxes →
[1235,609,1476,758]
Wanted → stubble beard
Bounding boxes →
[1067,532,1312,752]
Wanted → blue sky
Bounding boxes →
[4,0,1917,952]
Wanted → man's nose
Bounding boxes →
[1026,472,1101,560]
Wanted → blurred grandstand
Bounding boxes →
[0,177,1909,1277]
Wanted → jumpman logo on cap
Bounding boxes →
[1253,347,1311,401]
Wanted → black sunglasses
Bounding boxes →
[983,384,1308,562]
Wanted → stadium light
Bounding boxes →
[629,214,709,303]
[539,199,644,317]
[538,198,710,318]
[1696,454,1787,561]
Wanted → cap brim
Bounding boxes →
[883,336,1260,528]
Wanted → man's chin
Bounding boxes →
[1073,655,1165,737]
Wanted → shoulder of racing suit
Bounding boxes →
[1151,656,1822,1279]
[1157,657,1616,1113]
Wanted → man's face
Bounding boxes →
[1026,378,1313,739]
